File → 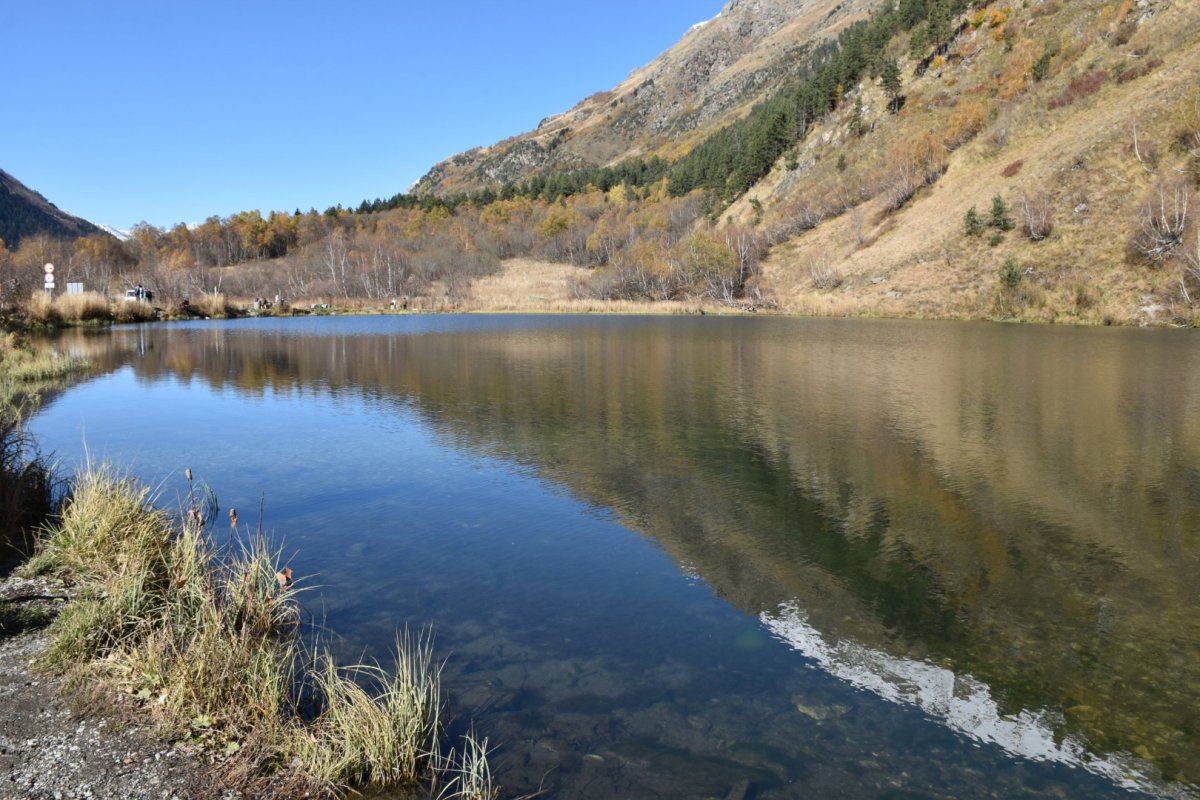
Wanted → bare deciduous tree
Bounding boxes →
[809,257,843,290]
[1131,182,1189,262]
[1019,191,1054,241]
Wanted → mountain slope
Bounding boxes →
[739,0,1200,325]
[414,0,874,196]
[0,169,100,249]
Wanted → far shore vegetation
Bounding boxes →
[0,339,500,799]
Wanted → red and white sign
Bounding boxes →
[43,263,55,274]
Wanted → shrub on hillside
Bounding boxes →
[766,200,829,244]
[945,99,990,150]
[1031,0,1062,18]
[997,40,1037,101]
[1173,88,1200,153]
[882,133,949,212]
[1019,191,1054,241]
[1047,70,1110,110]
[1115,57,1162,84]
[1031,48,1055,82]
[999,255,1023,289]
[1110,20,1138,47]
[1128,180,1190,263]
[809,259,843,291]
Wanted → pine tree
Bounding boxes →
[880,59,904,113]
[964,206,984,236]
[989,194,1015,231]
[999,255,1022,289]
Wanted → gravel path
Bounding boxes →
[0,578,220,800]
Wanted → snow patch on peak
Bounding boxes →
[689,12,721,33]
[97,223,130,241]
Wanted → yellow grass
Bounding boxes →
[756,0,1200,325]
[461,258,708,315]
[19,292,158,325]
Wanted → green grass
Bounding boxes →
[19,464,494,798]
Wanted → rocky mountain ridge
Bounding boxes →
[414,0,873,195]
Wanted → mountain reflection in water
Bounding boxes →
[42,316,1200,798]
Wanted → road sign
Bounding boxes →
[43,263,55,274]
[44,276,56,289]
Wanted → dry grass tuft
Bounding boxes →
[293,631,442,791]
[18,464,492,797]
[50,292,113,323]
[186,293,238,319]
[436,730,499,800]
[0,412,56,571]
[17,292,159,326]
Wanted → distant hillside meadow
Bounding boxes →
[2,0,1199,326]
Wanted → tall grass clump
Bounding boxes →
[21,294,64,327]
[52,291,115,323]
[293,631,442,790]
[1,336,83,567]
[19,465,488,798]
[187,293,238,319]
[436,731,500,800]
[112,298,159,324]
[0,411,56,570]
[24,465,180,667]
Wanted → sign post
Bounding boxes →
[43,263,55,298]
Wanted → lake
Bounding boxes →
[31,315,1200,799]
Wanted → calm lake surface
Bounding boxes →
[32,315,1200,799]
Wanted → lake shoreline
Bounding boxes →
[7,251,1199,335]
[0,577,225,799]
[0,462,485,800]
[8,300,1195,336]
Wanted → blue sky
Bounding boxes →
[4,1,724,231]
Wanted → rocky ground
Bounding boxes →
[0,577,221,800]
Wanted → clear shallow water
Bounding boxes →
[31,315,1200,799]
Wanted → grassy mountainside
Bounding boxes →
[738,0,1200,325]
[414,0,1200,325]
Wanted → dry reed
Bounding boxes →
[20,464,492,798]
